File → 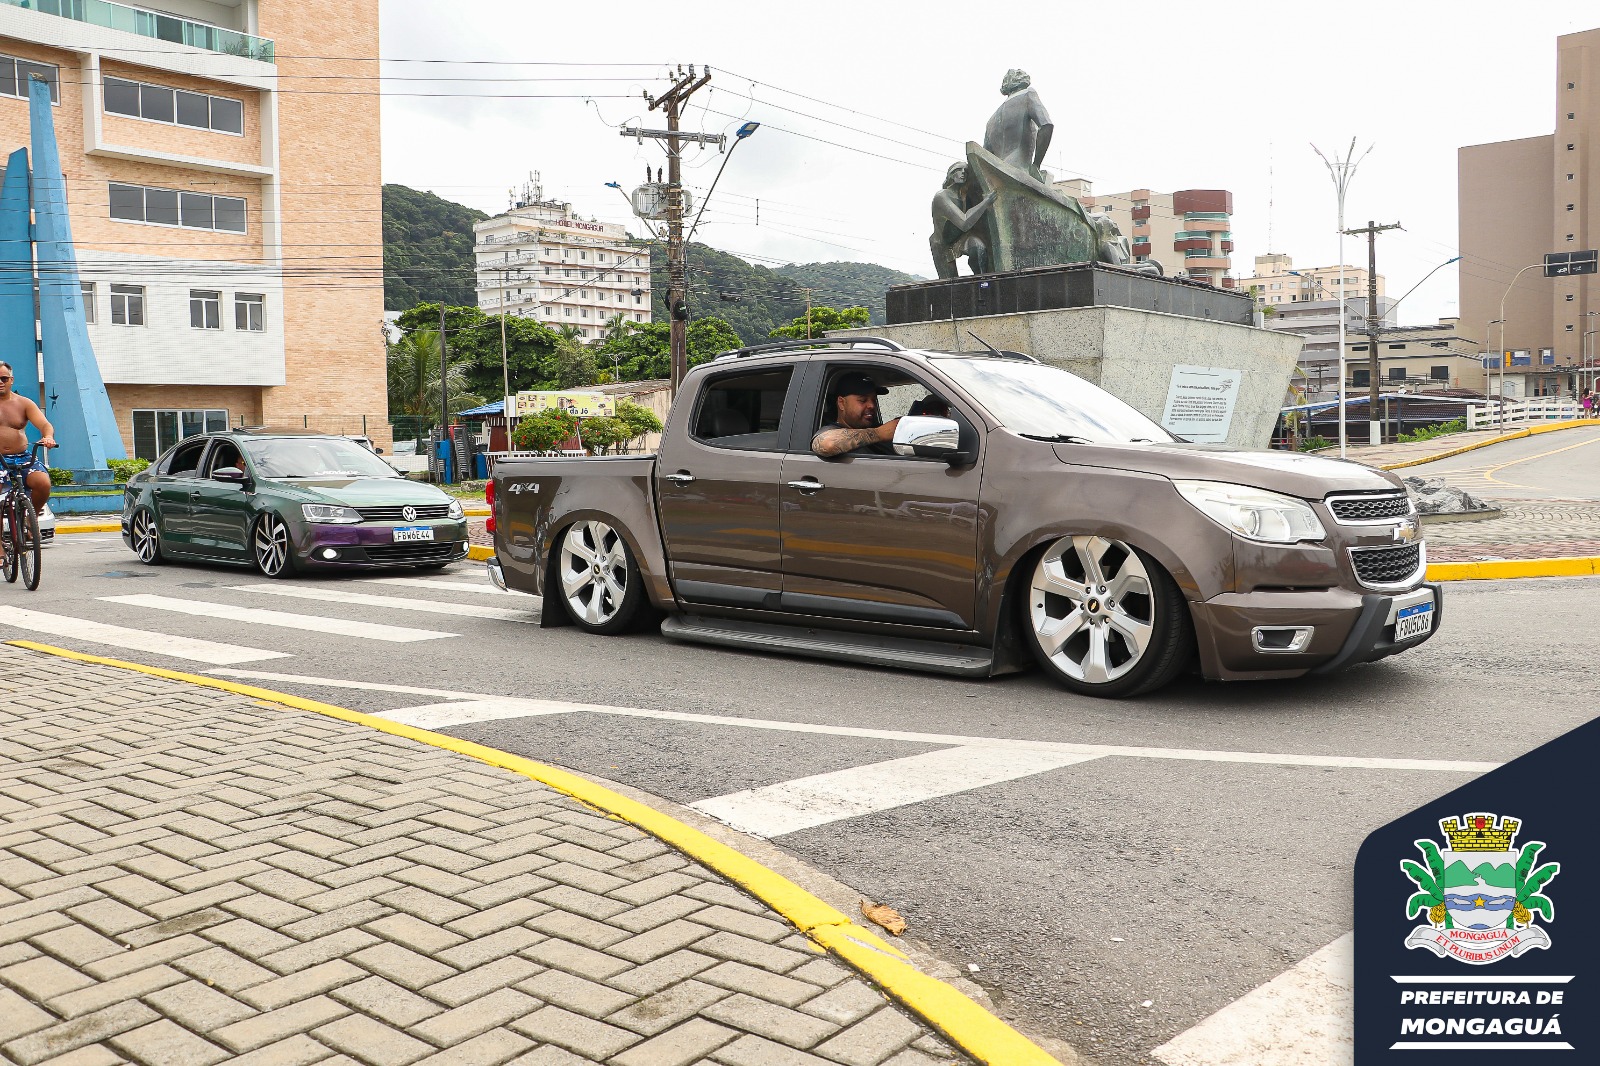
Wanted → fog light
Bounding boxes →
[321,548,340,560]
[1251,626,1314,653]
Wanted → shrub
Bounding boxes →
[1397,418,1465,444]
[1297,435,1333,452]
[616,399,663,440]
[108,458,150,482]
[47,467,73,486]
[578,416,633,455]
[511,409,577,452]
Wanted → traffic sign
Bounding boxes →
[1544,250,1598,276]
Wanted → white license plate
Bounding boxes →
[1395,601,1434,641]
[392,526,435,543]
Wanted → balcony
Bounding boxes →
[4,0,275,62]
[1130,205,1150,221]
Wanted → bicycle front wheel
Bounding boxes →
[1,492,16,584]
[13,494,41,591]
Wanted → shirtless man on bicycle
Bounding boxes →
[0,361,57,510]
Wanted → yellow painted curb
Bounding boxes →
[1380,419,1600,471]
[467,544,493,561]
[5,640,1062,1066]
[463,506,490,516]
[56,521,121,534]
[1428,556,1600,581]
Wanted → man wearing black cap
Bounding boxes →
[811,372,900,458]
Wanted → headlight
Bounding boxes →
[447,499,465,519]
[1173,480,1326,544]
[301,504,361,524]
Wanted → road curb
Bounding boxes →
[56,521,121,534]
[1428,557,1600,581]
[467,544,493,561]
[4,639,1065,1066]
[1379,418,1600,471]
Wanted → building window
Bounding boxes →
[1351,369,1370,387]
[1568,294,1576,302]
[1388,367,1407,382]
[103,77,243,135]
[235,292,264,332]
[544,266,551,275]
[1566,325,1575,332]
[1570,113,1577,120]
[579,251,587,260]
[544,307,552,316]
[110,284,144,326]
[564,269,574,278]
[1569,234,1576,241]
[80,282,95,324]
[564,307,571,316]
[1431,366,1450,380]
[0,55,60,104]
[544,247,557,256]
[635,295,642,304]
[598,253,607,262]
[580,290,588,299]
[1388,343,1406,349]
[190,290,221,329]
[1568,144,1575,151]
[109,183,247,233]
[1569,204,1576,211]
[131,409,228,462]
[1352,344,1369,352]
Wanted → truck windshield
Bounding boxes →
[935,359,1178,443]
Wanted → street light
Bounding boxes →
[1312,139,1372,457]
[1486,319,1504,427]
[1583,311,1600,395]
[1496,263,1547,428]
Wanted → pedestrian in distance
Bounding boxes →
[1584,389,1595,419]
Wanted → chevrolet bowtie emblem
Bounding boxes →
[1393,518,1419,543]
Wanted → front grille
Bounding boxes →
[356,504,452,522]
[1327,493,1410,522]
[362,542,463,565]
[1350,543,1423,587]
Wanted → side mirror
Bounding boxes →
[212,466,249,483]
[893,416,970,464]
[375,446,385,454]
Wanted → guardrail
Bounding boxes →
[1464,399,1581,431]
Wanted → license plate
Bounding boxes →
[393,526,434,543]
[1395,601,1434,641]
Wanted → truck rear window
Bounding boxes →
[693,368,792,450]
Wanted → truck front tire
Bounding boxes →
[557,520,645,634]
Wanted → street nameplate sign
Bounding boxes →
[1544,250,1598,276]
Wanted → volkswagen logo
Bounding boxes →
[401,506,417,522]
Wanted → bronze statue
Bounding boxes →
[929,163,997,279]
[982,69,1053,183]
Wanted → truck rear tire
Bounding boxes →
[557,520,645,634]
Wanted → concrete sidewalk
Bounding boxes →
[0,646,977,1066]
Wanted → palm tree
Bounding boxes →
[386,329,483,445]
[604,313,633,342]
[556,324,584,344]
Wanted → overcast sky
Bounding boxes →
[378,0,1596,331]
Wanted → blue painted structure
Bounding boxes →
[0,148,35,413]
[29,76,125,480]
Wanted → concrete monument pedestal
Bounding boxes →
[830,267,1302,449]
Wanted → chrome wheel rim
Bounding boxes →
[254,515,290,575]
[560,520,628,625]
[1030,536,1155,685]
[133,510,159,562]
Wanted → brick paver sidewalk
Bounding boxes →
[0,646,970,1066]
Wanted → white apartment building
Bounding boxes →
[474,179,651,340]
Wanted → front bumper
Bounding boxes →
[1192,582,1442,681]
[296,519,470,569]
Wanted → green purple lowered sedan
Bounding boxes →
[121,430,468,576]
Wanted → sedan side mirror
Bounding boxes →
[212,466,249,484]
[893,415,971,464]
[375,446,385,454]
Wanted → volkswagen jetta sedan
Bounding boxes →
[121,429,468,576]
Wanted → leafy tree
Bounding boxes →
[770,306,870,340]
[510,409,577,452]
[393,302,572,396]
[615,399,663,439]
[594,316,742,381]
[577,417,632,455]
[552,342,599,389]
[386,329,483,442]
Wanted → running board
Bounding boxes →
[659,614,996,677]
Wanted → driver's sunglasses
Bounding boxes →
[0,376,12,382]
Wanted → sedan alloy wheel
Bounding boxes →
[253,513,295,578]
[132,508,163,565]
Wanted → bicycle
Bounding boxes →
[0,443,49,591]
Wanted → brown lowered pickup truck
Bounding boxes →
[487,338,1439,697]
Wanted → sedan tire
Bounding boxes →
[1023,535,1192,698]
[131,507,163,566]
[557,520,644,634]
[253,512,298,579]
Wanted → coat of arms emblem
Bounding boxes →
[1401,813,1559,965]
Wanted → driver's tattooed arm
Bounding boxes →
[811,425,887,457]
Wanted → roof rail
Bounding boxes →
[713,337,907,361]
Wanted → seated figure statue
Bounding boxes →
[929,163,997,279]
[983,69,1053,183]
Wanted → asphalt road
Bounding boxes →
[7,533,1597,1065]
[1403,423,1600,500]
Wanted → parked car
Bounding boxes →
[121,429,468,575]
[487,338,1438,698]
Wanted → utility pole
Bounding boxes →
[803,288,814,339]
[438,304,450,484]
[642,66,712,396]
[1344,220,1401,445]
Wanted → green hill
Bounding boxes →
[773,261,924,325]
[382,185,488,310]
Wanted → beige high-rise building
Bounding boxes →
[0,0,385,460]
[1459,26,1600,385]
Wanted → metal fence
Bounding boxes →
[1464,398,1585,431]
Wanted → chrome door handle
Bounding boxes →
[663,473,695,484]
[787,479,825,492]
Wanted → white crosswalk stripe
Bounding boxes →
[224,584,537,622]
[380,699,578,728]
[0,605,287,666]
[100,594,454,643]
[363,576,523,597]
[689,746,1104,838]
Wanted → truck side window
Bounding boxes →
[692,368,792,450]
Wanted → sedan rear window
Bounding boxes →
[242,437,398,479]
